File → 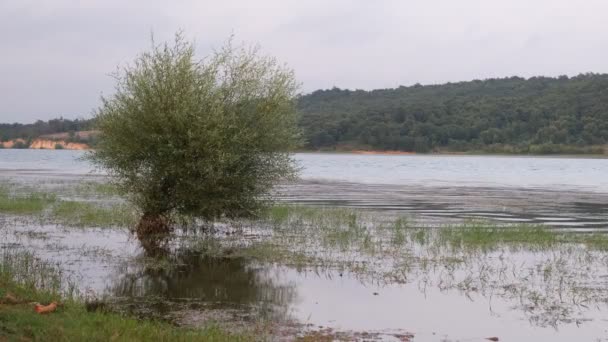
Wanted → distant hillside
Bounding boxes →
[0,118,94,143]
[3,74,608,154]
[298,74,608,154]
[0,118,97,150]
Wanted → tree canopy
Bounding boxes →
[89,34,299,244]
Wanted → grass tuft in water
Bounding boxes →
[73,181,121,198]
[0,249,67,304]
[52,201,137,227]
[435,221,608,251]
[0,186,56,215]
[438,221,557,249]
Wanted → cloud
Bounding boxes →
[1,0,608,122]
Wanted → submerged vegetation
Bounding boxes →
[0,185,57,215]
[2,179,608,338]
[52,201,136,227]
[0,181,135,227]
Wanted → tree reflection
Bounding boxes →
[106,249,298,325]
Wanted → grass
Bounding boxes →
[0,250,253,342]
[0,250,66,304]
[268,206,608,252]
[52,201,137,227]
[0,182,137,227]
[0,186,56,215]
[72,181,121,197]
[437,222,558,249]
[436,221,608,251]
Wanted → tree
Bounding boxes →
[89,33,300,250]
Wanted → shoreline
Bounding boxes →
[0,138,90,150]
[294,149,608,158]
[1,148,607,159]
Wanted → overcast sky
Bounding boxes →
[2,0,608,123]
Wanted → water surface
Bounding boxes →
[2,150,608,341]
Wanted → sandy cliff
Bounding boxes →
[0,139,27,148]
[29,139,89,150]
[0,139,89,150]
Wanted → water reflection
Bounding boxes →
[107,250,299,325]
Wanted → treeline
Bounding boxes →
[297,73,608,153]
[3,74,608,154]
[0,118,94,143]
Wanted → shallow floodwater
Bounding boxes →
[4,221,608,342]
[2,149,608,341]
[1,150,608,229]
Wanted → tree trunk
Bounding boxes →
[135,213,171,256]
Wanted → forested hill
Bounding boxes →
[2,74,608,154]
[0,118,93,142]
[297,74,608,153]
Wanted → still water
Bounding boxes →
[297,152,608,192]
[1,149,607,191]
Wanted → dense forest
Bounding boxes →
[2,74,608,153]
[298,73,608,153]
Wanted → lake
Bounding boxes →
[1,149,607,229]
[2,149,608,341]
[2,149,608,191]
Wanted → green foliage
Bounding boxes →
[0,117,93,142]
[89,33,300,221]
[298,74,608,153]
[54,143,64,150]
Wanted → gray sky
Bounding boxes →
[2,0,608,123]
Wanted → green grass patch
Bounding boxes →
[436,221,608,251]
[52,201,137,227]
[0,304,247,342]
[0,250,65,305]
[438,222,557,249]
[73,181,121,197]
[0,250,252,342]
[0,186,56,215]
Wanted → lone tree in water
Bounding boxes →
[90,33,299,249]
